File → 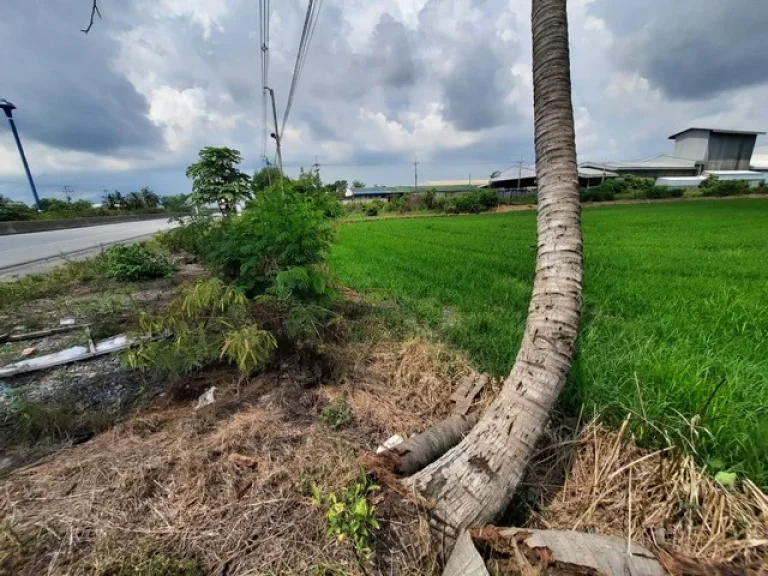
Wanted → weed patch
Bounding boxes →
[104,243,176,281]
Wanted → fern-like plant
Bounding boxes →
[123,278,276,376]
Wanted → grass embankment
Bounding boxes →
[331,199,768,486]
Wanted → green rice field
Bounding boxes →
[331,200,768,486]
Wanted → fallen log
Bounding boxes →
[392,413,479,475]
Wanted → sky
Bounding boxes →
[2,0,768,203]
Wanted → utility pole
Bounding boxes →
[517,156,524,193]
[63,185,73,203]
[413,156,419,191]
[0,99,41,210]
[264,86,283,174]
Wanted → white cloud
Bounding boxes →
[1,0,767,200]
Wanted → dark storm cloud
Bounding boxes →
[591,0,768,100]
[1,2,161,152]
[441,40,513,131]
[417,0,521,132]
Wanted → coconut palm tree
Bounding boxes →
[103,191,124,210]
[405,0,583,546]
[139,186,161,209]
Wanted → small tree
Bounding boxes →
[326,180,348,198]
[351,180,365,189]
[186,147,251,215]
[252,166,284,194]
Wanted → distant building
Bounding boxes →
[488,165,618,190]
[581,128,766,179]
[669,128,764,171]
[420,179,487,187]
[579,155,698,180]
[342,187,404,203]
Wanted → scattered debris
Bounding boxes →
[450,372,488,415]
[449,527,665,576]
[0,334,136,377]
[194,386,217,410]
[59,318,77,326]
[0,323,85,344]
[376,434,405,454]
[20,347,36,357]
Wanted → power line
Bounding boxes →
[281,0,324,136]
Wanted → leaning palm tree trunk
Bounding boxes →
[405,0,582,547]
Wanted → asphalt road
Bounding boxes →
[0,218,176,280]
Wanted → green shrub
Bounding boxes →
[204,182,335,306]
[104,243,176,281]
[312,471,380,559]
[320,393,354,429]
[476,189,500,209]
[644,185,683,199]
[580,185,615,202]
[0,196,36,221]
[433,190,500,214]
[424,188,437,209]
[365,200,384,217]
[700,177,752,197]
[160,193,193,213]
[157,217,220,257]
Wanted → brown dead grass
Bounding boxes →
[521,416,768,567]
[0,338,448,576]
[339,337,490,437]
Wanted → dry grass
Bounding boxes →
[339,337,490,436]
[0,339,447,576]
[521,416,768,567]
[4,333,765,575]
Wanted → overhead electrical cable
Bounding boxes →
[281,0,324,136]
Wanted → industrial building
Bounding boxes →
[491,127,766,190]
[580,128,766,183]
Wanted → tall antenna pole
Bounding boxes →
[264,86,283,174]
[413,156,419,190]
[517,156,523,193]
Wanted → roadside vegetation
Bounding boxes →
[341,174,767,220]
[0,189,193,222]
[331,199,768,487]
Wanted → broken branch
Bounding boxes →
[81,0,102,34]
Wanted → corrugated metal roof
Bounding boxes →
[668,127,766,139]
[490,165,537,182]
[577,166,619,177]
[421,179,487,187]
[581,155,697,171]
[352,188,401,196]
[490,165,619,183]
[704,170,765,180]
